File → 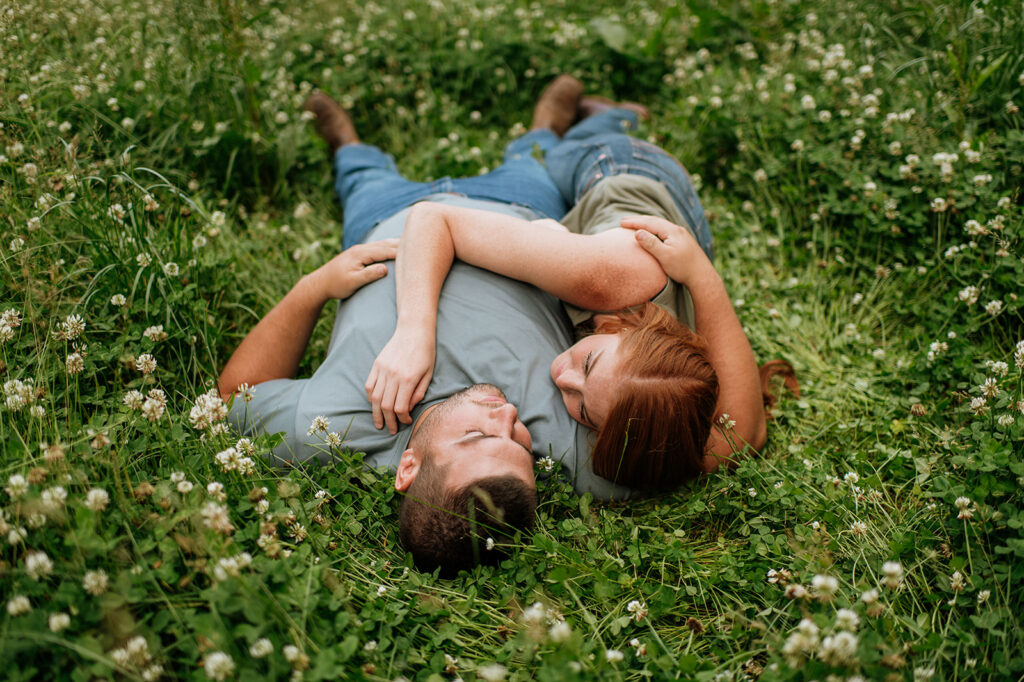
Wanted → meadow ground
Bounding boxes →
[1,0,1022,679]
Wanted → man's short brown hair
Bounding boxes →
[398,451,537,577]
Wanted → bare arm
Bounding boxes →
[364,201,668,433]
[218,239,398,400]
[402,201,667,310]
[623,216,766,470]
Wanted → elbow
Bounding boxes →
[570,265,666,311]
[407,200,443,223]
[742,414,768,452]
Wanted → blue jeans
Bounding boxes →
[545,109,714,260]
[334,130,567,248]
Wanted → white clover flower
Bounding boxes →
[791,139,805,152]
[83,569,109,595]
[981,377,999,398]
[861,589,879,604]
[850,521,868,536]
[626,599,648,621]
[176,479,194,494]
[143,325,167,342]
[135,353,157,374]
[136,253,152,267]
[190,389,228,430]
[785,583,808,599]
[111,294,128,306]
[207,481,226,501]
[123,390,144,409]
[7,595,31,616]
[958,286,979,305]
[62,314,86,339]
[835,608,860,631]
[997,414,1015,427]
[811,574,840,600]
[141,397,166,421]
[931,197,948,212]
[49,612,71,632]
[307,415,330,435]
[201,501,232,534]
[476,663,507,682]
[163,262,179,277]
[970,396,988,416]
[753,168,768,183]
[536,456,555,473]
[108,203,126,223]
[819,630,859,665]
[249,638,273,658]
[41,486,67,510]
[548,620,571,642]
[65,352,85,374]
[376,585,387,597]
[881,561,903,588]
[6,474,29,498]
[25,550,54,580]
[8,525,28,545]
[978,589,991,604]
[362,640,378,652]
[605,648,625,663]
[204,651,235,681]
[521,602,546,626]
[950,571,966,592]
[85,488,110,511]
[984,300,1003,316]
[484,536,495,551]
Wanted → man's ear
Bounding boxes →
[394,447,422,492]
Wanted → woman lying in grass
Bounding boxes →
[366,77,796,492]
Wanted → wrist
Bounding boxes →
[297,270,331,308]
[677,257,719,288]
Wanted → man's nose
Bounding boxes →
[491,402,519,431]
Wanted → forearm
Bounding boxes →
[218,272,329,398]
[397,204,457,336]
[686,264,766,469]
[405,202,666,311]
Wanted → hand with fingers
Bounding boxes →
[310,238,400,301]
[620,215,711,284]
[365,328,435,434]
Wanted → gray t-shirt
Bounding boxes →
[229,195,636,500]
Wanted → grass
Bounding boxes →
[1,0,1022,679]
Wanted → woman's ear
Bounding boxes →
[394,447,422,491]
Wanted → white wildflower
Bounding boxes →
[85,488,110,511]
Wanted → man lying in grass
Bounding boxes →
[221,75,787,575]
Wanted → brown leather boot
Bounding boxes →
[303,92,359,153]
[531,75,584,136]
[577,95,651,122]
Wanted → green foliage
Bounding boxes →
[1,0,1022,679]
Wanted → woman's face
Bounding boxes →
[550,333,623,430]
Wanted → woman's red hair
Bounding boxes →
[589,303,719,491]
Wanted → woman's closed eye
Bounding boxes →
[579,352,593,426]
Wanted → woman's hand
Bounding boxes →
[365,327,435,434]
[308,238,399,301]
[620,215,711,284]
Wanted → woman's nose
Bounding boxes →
[554,368,581,392]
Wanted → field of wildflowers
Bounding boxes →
[2,0,1022,679]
